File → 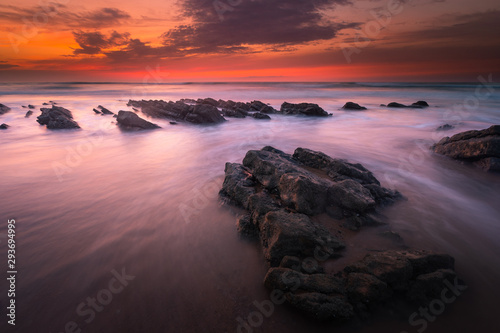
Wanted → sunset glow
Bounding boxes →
[1,0,499,82]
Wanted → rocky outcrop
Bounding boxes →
[342,102,367,110]
[116,111,160,130]
[280,102,328,116]
[36,106,80,129]
[0,123,9,129]
[431,125,500,172]
[127,99,226,124]
[220,147,462,322]
[221,108,248,118]
[0,103,11,115]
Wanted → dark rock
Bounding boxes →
[221,108,247,118]
[236,214,259,239]
[412,101,429,107]
[132,108,139,112]
[407,269,458,304]
[98,105,113,115]
[280,102,328,117]
[346,273,391,304]
[0,103,11,115]
[93,108,101,114]
[387,102,407,108]
[219,163,256,208]
[252,112,271,120]
[437,124,454,131]
[37,106,80,129]
[260,105,278,114]
[249,100,267,111]
[196,97,219,107]
[186,104,226,124]
[25,110,33,118]
[431,125,500,172]
[28,104,35,109]
[128,99,225,124]
[42,102,50,105]
[22,105,27,108]
[259,210,344,266]
[342,102,367,110]
[179,98,197,104]
[169,121,178,125]
[285,292,354,321]
[116,111,160,130]
[0,123,9,129]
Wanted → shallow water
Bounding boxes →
[0,82,500,333]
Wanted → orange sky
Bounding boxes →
[0,0,499,82]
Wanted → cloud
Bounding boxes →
[0,5,130,29]
[159,0,358,54]
[0,61,19,69]
[73,31,131,55]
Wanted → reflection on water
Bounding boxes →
[0,83,500,332]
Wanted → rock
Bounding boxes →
[342,102,367,110]
[261,105,277,114]
[219,163,256,208]
[169,121,178,125]
[93,108,101,114]
[0,103,11,115]
[437,124,454,131]
[285,292,354,321]
[280,102,328,117]
[28,104,35,109]
[22,105,27,108]
[116,111,160,130]
[97,105,113,115]
[412,101,429,107]
[132,108,139,112]
[186,104,225,124]
[42,102,50,105]
[259,209,344,266]
[196,97,219,107]
[387,102,407,108]
[0,123,9,129]
[221,108,247,118]
[249,100,267,111]
[128,99,225,124]
[37,106,80,129]
[346,273,391,304]
[236,214,259,239]
[431,125,500,172]
[252,112,271,120]
[406,269,458,304]
[25,110,33,118]
[179,98,197,104]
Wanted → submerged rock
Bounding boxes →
[437,124,454,131]
[97,105,113,115]
[412,101,429,107]
[28,104,35,109]
[342,102,367,111]
[127,99,226,124]
[387,102,407,108]
[0,123,9,129]
[387,101,429,109]
[252,112,271,120]
[280,102,328,116]
[25,110,33,118]
[0,103,11,115]
[116,111,160,130]
[37,105,80,129]
[431,125,500,172]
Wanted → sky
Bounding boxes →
[0,0,499,82]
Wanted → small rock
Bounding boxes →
[0,103,11,115]
[37,105,80,129]
[28,104,35,109]
[116,110,161,130]
[25,110,33,118]
[412,101,429,107]
[0,123,10,129]
[342,102,367,110]
[437,124,454,131]
[387,102,407,108]
[170,121,178,125]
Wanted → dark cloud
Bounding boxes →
[0,5,130,29]
[0,61,19,69]
[160,0,357,54]
[73,31,131,55]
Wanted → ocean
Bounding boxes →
[1,81,499,332]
